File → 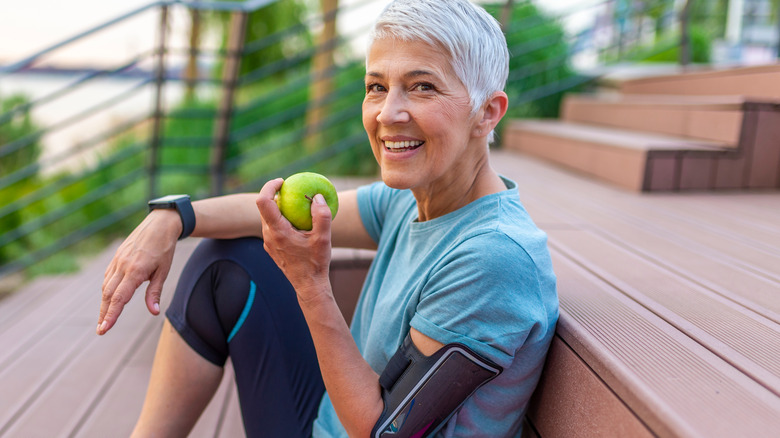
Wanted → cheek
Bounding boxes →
[362,101,377,131]
[436,95,472,124]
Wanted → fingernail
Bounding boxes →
[314,194,326,204]
[99,320,107,333]
[154,302,160,313]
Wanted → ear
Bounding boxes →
[472,91,508,138]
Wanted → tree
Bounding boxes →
[484,1,579,118]
[0,94,40,178]
[216,0,313,77]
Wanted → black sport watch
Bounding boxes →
[148,194,196,240]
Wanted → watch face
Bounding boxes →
[151,194,189,204]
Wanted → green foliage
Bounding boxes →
[0,93,44,270]
[483,1,580,121]
[157,98,215,195]
[0,91,152,276]
[214,0,313,78]
[689,0,729,40]
[1,0,587,279]
[0,94,41,176]
[620,25,712,64]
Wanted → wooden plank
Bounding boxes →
[549,229,780,395]
[510,120,729,151]
[493,150,780,283]
[0,239,201,437]
[65,319,163,437]
[549,249,780,437]
[512,178,780,322]
[0,324,92,435]
[73,347,160,436]
[562,94,744,144]
[527,336,653,438]
[678,153,718,190]
[618,64,780,98]
[493,150,780,387]
[496,148,779,247]
[0,275,65,330]
[645,153,678,191]
[747,109,780,188]
[0,242,119,350]
[503,120,734,192]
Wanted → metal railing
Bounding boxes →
[0,0,695,278]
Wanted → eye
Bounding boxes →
[366,83,386,93]
[413,82,435,92]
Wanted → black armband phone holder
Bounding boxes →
[372,333,502,438]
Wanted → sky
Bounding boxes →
[0,0,592,68]
[0,0,389,67]
[0,0,596,170]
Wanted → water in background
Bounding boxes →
[1,73,191,176]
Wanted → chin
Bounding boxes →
[379,169,414,190]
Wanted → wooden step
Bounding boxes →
[503,102,780,192]
[502,119,729,191]
[0,237,374,437]
[561,93,751,144]
[619,64,780,98]
[489,150,780,438]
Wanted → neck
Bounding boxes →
[412,153,505,222]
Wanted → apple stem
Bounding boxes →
[304,195,314,203]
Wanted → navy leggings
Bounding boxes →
[165,237,325,437]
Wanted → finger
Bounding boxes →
[97,277,137,335]
[256,178,285,227]
[258,178,284,202]
[102,260,115,292]
[145,265,170,315]
[98,270,124,329]
[310,194,333,236]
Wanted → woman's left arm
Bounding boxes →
[256,179,384,437]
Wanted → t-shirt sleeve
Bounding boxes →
[410,232,551,368]
[356,181,400,244]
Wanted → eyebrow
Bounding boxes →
[365,69,438,80]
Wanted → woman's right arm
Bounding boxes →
[96,190,374,336]
[96,193,262,335]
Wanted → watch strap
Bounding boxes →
[172,196,196,240]
[148,195,196,240]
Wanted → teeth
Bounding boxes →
[385,140,423,149]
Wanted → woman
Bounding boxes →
[97,0,558,436]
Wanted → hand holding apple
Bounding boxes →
[257,175,334,301]
[276,172,339,231]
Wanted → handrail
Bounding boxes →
[0,0,699,279]
[0,137,146,221]
[0,79,152,162]
[0,53,152,127]
[0,0,279,75]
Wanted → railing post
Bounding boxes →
[679,0,691,67]
[184,8,202,102]
[148,4,169,199]
[210,11,248,197]
[776,5,780,59]
[304,0,339,153]
[500,0,515,29]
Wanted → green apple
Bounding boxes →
[276,172,339,231]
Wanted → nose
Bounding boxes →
[376,90,410,125]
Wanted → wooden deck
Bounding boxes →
[1,149,779,437]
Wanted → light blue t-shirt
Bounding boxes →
[312,177,558,437]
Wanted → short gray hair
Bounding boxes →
[367,0,509,142]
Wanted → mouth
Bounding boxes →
[383,140,424,152]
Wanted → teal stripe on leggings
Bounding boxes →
[227,280,256,343]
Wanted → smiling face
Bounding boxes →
[363,38,489,202]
